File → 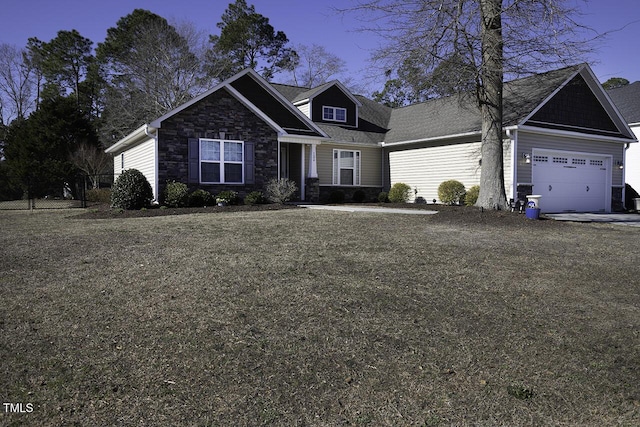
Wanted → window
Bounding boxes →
[323,106,347,122]
[333,149,361,186]
[200,139,244,184]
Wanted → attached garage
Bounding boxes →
[531,149,610,213]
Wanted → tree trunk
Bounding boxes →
[476,0,508,210]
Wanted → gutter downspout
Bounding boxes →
[623,141,629,210]
[144,124,159,203]
[506,128,517,202]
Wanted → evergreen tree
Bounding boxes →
[208,0,296,80]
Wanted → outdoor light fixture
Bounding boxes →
[522,153,531,164]
[616,160,624,170]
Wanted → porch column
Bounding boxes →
[307,143,318,178]
[300,144,305,201]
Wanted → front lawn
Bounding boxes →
[1,208,638,425]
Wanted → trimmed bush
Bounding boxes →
[216,190,239,205]
[352,189,366,203]
[244,191,266,205]
[388,182,411,203]
[189,189,214,207]
[465,185,480,206]
[86,188,111,204]
[110,169,153,210]
[164,180,189,207]
[438,180,466,205]
[265,178,297,204]
[378,191,389,203]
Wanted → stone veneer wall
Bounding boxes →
[319,186,382,203]
[157,88,279,201]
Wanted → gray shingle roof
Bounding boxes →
[272,64,618,145]
[386,64,584,143]
[607,81,640,124]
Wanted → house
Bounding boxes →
[606,81,640,199]
[105,64,637,213]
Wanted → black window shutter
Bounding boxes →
[244,142,255,184]
[188,138,199,184]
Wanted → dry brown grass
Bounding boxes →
[1,208,639,426]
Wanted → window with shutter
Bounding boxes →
[199,138,245,184]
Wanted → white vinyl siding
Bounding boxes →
[515,131,625,186]
[113,137,157,200]
[626,125,640,192]
[388,140,512,203]
[297,102,311,118]
[316,144,382,187]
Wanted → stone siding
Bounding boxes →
[157,88,279,201]
[319,186,382,203]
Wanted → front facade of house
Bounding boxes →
[106,65,636,213]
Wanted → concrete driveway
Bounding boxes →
[545,212,640,227]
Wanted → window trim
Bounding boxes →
[199,138,245,184]
[323,106,347,123]
[332,149,361,186]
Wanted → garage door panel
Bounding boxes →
[532,149,608,213]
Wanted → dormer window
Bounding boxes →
[323,106,347,122]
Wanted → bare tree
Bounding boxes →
[284,44,348,88]
[70,142,112,188]
[0,43,37,123]
[97,10,207,144]
[345,0,595,209]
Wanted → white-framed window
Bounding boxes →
[332,149,361,186]
[323,106,347,122]
[200,138,244,184]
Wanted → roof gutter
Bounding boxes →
[105,124,154,154]
[509,124,637,144]
[380,130,481,148]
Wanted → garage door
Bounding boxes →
[532,150,609,213]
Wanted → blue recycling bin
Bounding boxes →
[525,195,541,220]
[525,207,540,219]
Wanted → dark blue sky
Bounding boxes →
[1,0,639,89]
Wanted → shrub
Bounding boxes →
[265,178,297,204]
[465,185,480,206]
[86,188,111,204]
[438,180,466,205]
[388,182,411,203]
[328,190,345,204]
[110,169,153,210]
[352,189,366,203]
[244,191,266,205]
[378,191,389,203]
[164,180,189,207]
[216,190,239,205]
[188,189,214,207]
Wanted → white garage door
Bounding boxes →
[532,150,609,213]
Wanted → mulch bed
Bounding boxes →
[74,202,563,228]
